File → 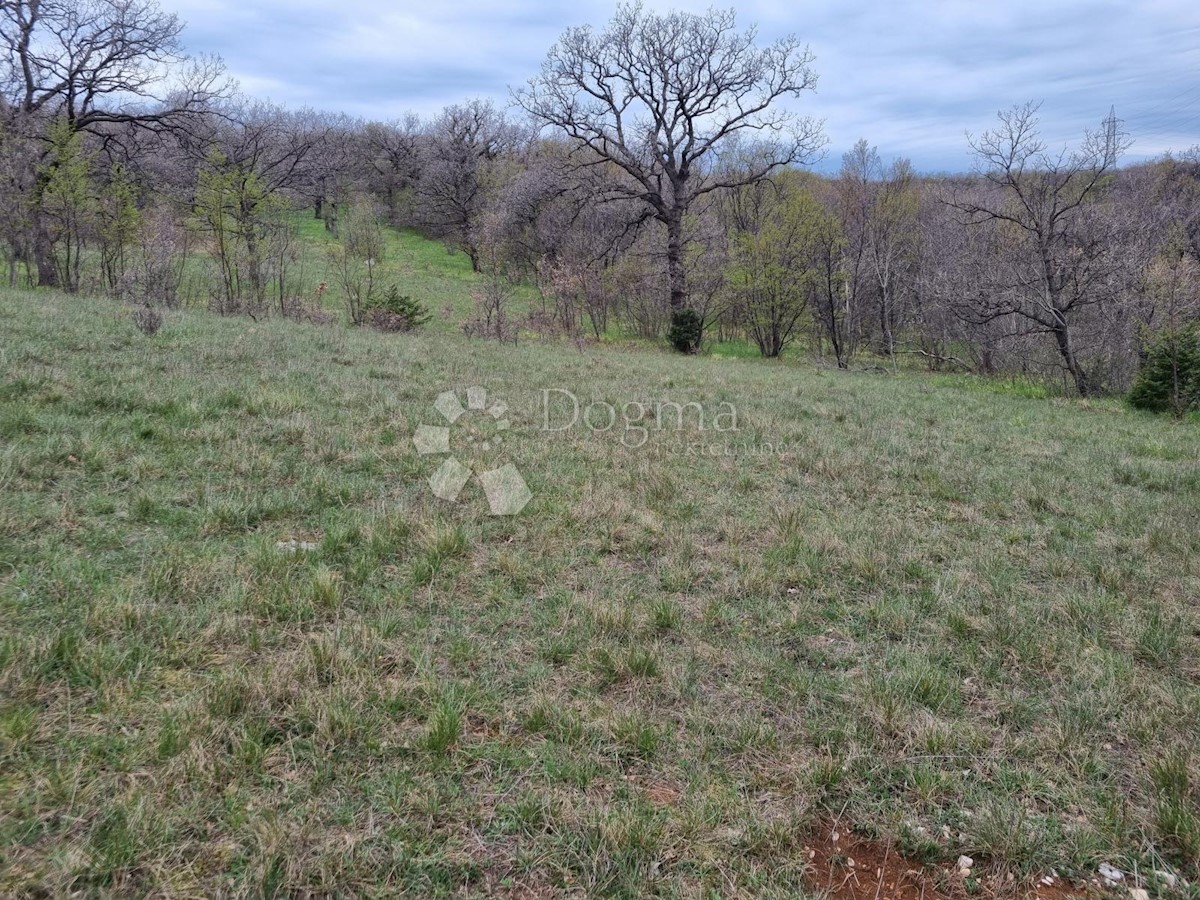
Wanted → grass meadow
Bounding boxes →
[1,240,1199,896]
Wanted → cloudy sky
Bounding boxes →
[165,0,1200,172]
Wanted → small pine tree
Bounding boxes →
[367,284,431,333]
[1128,325,1200,416]
[667,308,703,354]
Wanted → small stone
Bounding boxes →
[959,869,971,878]
[848,858,856,868]
[957,856,974,871]
[1129,890,1150,900]
[1099,863,1124,883]
[1154,871,1177,889]
[831,831,840,842]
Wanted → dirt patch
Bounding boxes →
[804,825,1091,900]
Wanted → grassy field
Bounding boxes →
[176,213,541,338]
[1,270,1199,896]
[287,215,507,331]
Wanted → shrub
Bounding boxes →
[667,308,702,354]
[130,304,163,336]
[280,297,334,326]
[366,285,430,333]
[1129,326,1200,416]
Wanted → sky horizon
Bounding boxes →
[164,0,1200,174]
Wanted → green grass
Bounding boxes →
[2,278,1199,896]
[127,211,528,333]
[263,213,542,334]
[289,215,490,327]
[16,211,501,334]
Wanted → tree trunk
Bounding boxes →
[665,209,687,312]
[1053,321,1093,396]
[33,217,59,288]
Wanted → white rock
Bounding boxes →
[1129,889,1149,900]
[1154,871,1177,889]
[957,856,974,870]
[1099,863,1124,883]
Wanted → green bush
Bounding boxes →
[1129,325,1200,416]
[667,308,703,354]
[367,285,431,333]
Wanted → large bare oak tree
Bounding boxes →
[515,2,824,329]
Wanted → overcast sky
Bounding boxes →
[165,0,1200,172]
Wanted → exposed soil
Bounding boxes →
[804,824,1093,900]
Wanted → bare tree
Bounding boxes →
[327,195,385,325]
[0,113,36,285]
[297,112,361,231]
[0,0,224,128]
[0,0,226,285]
[835,141,876,360]
[865,156,919,362]
[466,209,519,342]
[951,103,1132,395]
[808,180,853,367]
[416,99,516,270]
[912,182,979,371]
[515,2,824,335]
[362,114,423,225]
[189,101,318,313]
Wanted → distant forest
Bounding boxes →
[3,0,1199,402]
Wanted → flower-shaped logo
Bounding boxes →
[412,386,532,515]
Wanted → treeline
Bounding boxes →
[2,0,1199,405]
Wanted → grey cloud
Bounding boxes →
[165,0,1200,171]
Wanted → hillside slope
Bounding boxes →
[1,290,1198,895]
